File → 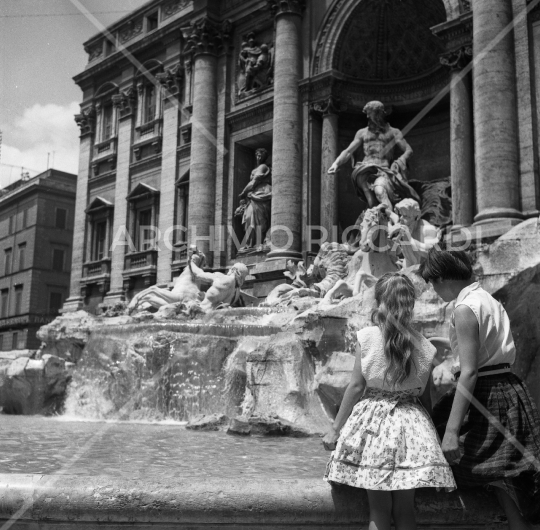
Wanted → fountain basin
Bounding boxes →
[0,473,514,529]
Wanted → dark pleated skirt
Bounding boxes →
[433,372,540,523]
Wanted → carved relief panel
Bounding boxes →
[236,28,274,101]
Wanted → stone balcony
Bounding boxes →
[122,249,158,290]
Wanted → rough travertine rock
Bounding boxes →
[242,332,329,434]
[186,413,229,431]
[476,218,540,293]
[0,354,70,414]
[37,310,132,362]
[315,351,355,417]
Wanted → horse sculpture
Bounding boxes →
[322,204,399,302]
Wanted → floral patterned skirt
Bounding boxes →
[324,388,456,491]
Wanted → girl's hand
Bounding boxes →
[442,431,461,464]
[321,427,339,451]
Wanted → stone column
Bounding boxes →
[266,0,305,261]
[103,90,135,304]
[183,19,230,266]
[313,97,340,240]
[156,64,183,284]
[441,48,475,229]
[472,0,522,225]
[62,106,95,312]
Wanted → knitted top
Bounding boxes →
[357,326,436,395]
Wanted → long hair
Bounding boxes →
[371,273,418,389]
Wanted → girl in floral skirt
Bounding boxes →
[322,272,455,530]
[420,248,540,529]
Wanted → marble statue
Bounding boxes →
[264,243,349,305]
[238,33,273,95]
[127,247,206,314]
[189,260,249,312]
[234,148,272,253]
[328,100,420,212]
[323,205,399,302]
[388,198,439,268]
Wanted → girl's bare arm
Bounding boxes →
[322,344,366,449]
[441,305,479,463]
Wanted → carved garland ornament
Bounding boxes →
[163,0,191,19]
[440,46,472,70]
[309,96,344,117]
[183,18,233,57]
[267,0,306,17]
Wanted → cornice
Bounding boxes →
[226,99,274,132]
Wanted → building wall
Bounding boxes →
[0,171,76,350]
[67,0,540,310]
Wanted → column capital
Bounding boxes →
[309,96,344,118]
[74,105,95,137]
[440,45,472,71]
[156,62,184,99]
[112,87,136,118]
[267,0,306,18]
[182,18,232,57]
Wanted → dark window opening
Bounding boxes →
[12,332,18,350]
[18,243,26,271]
[4,249,12,276]
[52,249,65,272]
[143,85,156,124]
[147,12,158,31]
[92,221,107,261]
[49,292,63,314]
[14,286,23,315]
[55,208,67,229]
[1,290,8,318]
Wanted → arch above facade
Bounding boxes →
[312,0,459,78]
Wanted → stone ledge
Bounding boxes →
[0,473,526,529]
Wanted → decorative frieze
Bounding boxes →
[440,45,472,70]
[183,18,233,57]
[156,63,184,98]
[74,106,96,136]
[163,0,191,19]
[111,87,136,118]
[266,0,306,17]
[85,44,103,63]
[119,19,143,43]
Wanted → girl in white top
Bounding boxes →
[322,272,455,530]
[420,248,540,529]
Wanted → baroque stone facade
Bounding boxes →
[64,0,540,313]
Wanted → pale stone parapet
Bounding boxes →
[0,473,514,528]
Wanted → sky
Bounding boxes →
[0,0,149,188]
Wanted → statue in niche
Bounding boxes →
[188,260,250,312]
[234,148,272,253]
[127,247,206,315]
[238,33,273,96]
[388,198,439,268]
[328,100,420,212]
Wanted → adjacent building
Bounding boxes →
[0,170,76,350]
[64,0,540,313]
